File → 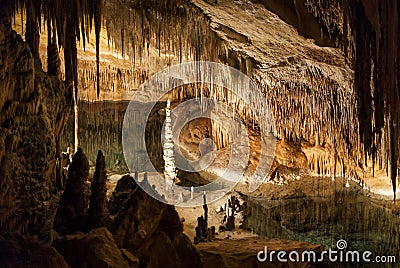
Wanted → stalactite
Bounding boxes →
[94,0,101,98]
[46,17,60,76]
[3,0,104,99]
[347,0,400,201]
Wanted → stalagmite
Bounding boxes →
[163,99,178,187]
[54,148,90,235]
[87,150,108,229]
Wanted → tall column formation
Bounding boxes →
[163,99,178,187]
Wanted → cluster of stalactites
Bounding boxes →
[291,0,399,199]
[78,60,149,100]
[162,62,360,182]
[103,0,222,68]
[347,0,400,200]
[253,66,360,172]
[1,0,102,100]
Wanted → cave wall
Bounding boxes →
[0,20,70,237]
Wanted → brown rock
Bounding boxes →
[0,235,68,268]
[54,148,90,235]
[108,175,202,268]
[53,227,131,268]
[120,248,140,268]
[0,21,70,238]
[135,231,180,268]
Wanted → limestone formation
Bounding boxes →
[0,0,399,267]
[87,150,109,229]
[0,20,70,238]
[2,0,398,199]
[108,175,202,268]
[194,194,216,244]
[54,148,90,235]
[218,194,247,232]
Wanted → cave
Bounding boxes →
[0,0,399,267]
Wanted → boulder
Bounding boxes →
[0,234,68,268]
[108,175,202,268]
[53,227,132,268]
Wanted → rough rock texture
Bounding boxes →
[108,175,202,268]
[256,0,338,47]
[53,227,132,268]
[54,148,90,235]
[0,20,70,237]
[0,234,69,268]
[87,150,109,229]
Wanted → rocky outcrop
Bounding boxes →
[0,234,69,268]
[53,227,134,268]
[54,148,90,235]
[0,20,70,237]
[108,175,202,268]
[87,150,109,229]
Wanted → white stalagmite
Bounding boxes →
[163,99,178,185]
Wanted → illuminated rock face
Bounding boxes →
[8,0,395,194]
[85,0,361,182]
